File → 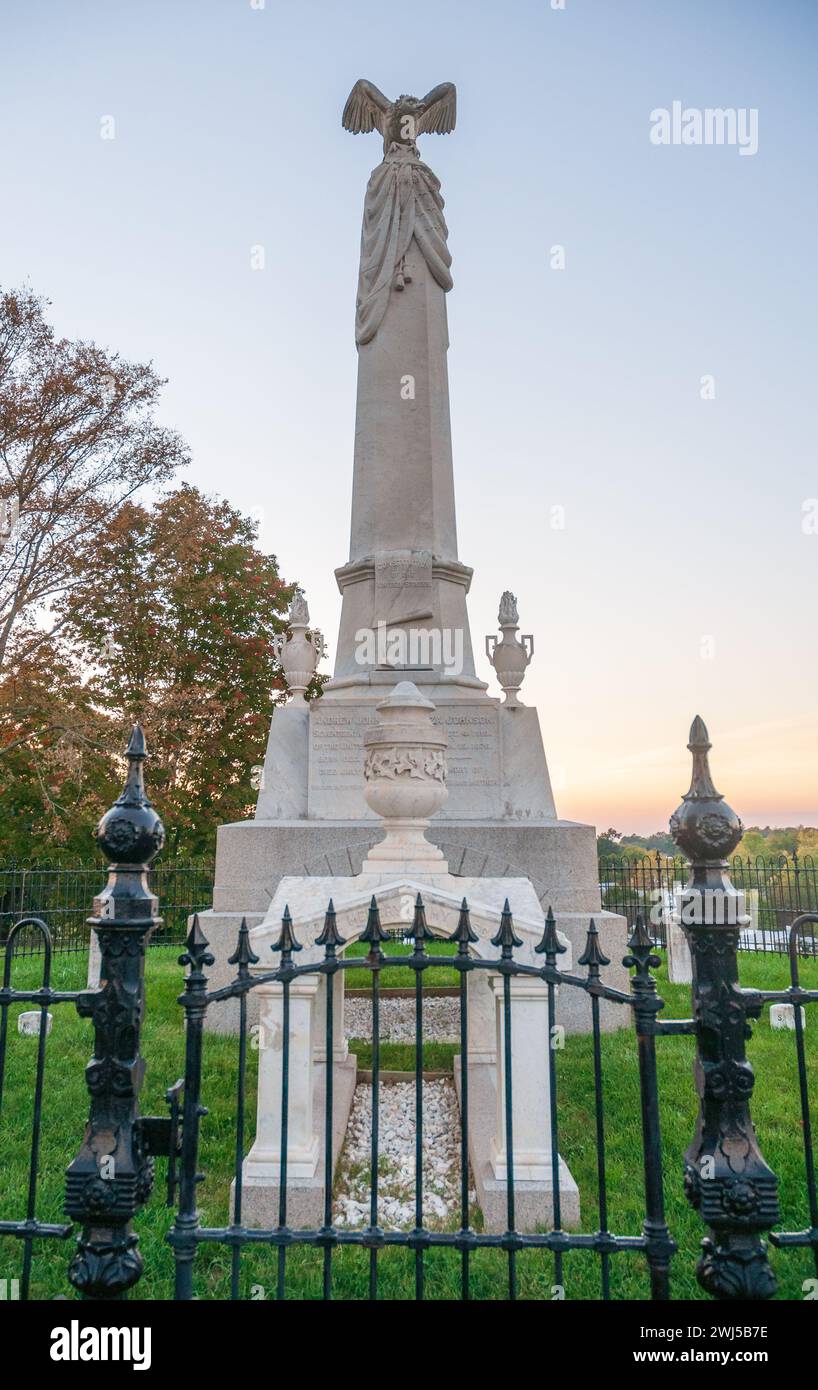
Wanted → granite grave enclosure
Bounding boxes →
[199,78,628,1041]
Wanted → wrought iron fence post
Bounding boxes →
[168,915,213,1300]
[670,716,780,1300]
[64,725,165,1299]
[624,915,675,1299]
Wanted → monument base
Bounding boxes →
[454,1059,580,1232]
[211,815,603,916]
[200,810,627,1035]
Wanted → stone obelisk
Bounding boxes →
[200,81,625,1026]
[331,80,479,691]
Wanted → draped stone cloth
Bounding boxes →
[355,145,453,346]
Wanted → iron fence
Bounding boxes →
[0,856,214,956]
[599,852,818,956]
[1,721,818,1301]
[169,900,675,1302]
[4,850,817,959]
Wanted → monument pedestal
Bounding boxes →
[199,817,625,1035]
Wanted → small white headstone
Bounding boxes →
[769,1003,806,1031]
[18,1010,53,1037]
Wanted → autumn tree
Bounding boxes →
[56,484,315,855]
[0,289,320,858]
[0,286,188,670]
[0,631,115,856]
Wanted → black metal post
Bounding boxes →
[671,716,780,1300]
[65,725,165,1299]
[170,914,213,1300]
[624,915,675,1299]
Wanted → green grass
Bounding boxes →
[344,938,459,987]
[350,1040,458,1072]
[0,946,816,1301]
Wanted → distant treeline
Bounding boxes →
[597,826,818,861]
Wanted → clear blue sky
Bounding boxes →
[3,0,817,831]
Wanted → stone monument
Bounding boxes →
[200,78,627,1027]
[238,680,580,1233]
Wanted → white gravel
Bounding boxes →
[344,995,459,1043]
[333,1079,472,1229]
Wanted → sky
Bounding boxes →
[2,0,817,833]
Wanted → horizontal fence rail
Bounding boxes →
[3,852,818,958]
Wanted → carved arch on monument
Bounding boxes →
[297,842,552,910]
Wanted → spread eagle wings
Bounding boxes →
[342,78,390,134]
[342,79,457,136]
[416,83,457,135]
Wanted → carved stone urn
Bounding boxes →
[362,680,448,870]
[272,588,325,699]
[485,591,533,709]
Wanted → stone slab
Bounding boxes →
[553,912,631,1034]
[211,816,604,916]
[454,1058,580,1233]
[770,1003,806,1030]
[234,1054,357,1230]
[255,703,309,819]
[667,915,693,984]
[18,1010,53,1036]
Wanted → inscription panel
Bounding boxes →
[374,550,434,627]
[308,700,501,818]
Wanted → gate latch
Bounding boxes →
[136,1078,185,1205]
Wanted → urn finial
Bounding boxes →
[486,592,533,709]
[362,681,449,872]
[272,587,325,699]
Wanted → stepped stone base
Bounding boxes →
[198,813,629,1037]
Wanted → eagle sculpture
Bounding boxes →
[342,79,456,153]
